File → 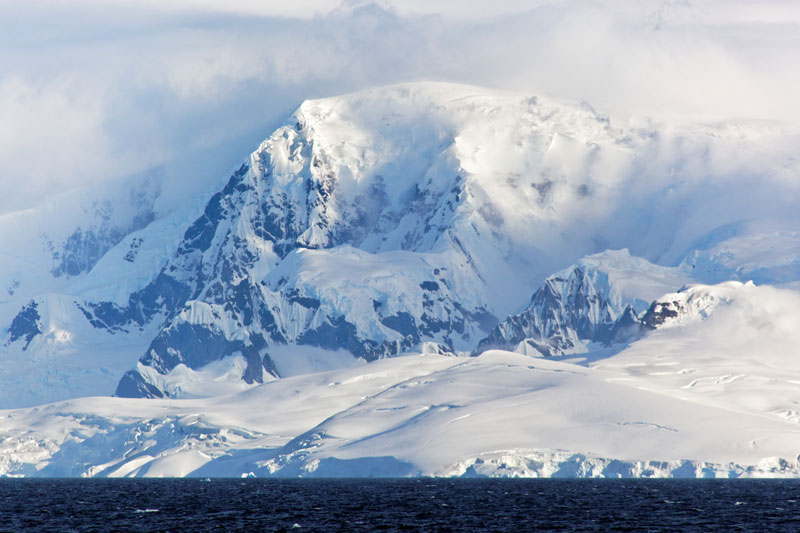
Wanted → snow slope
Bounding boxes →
[3,344,800,478]
[3,277,800,478]
[679,220,800,286]
[596,282,800,420]
[255,351,800,478]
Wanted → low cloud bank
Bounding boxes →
[1,0,798,214]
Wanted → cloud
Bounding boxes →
[1,0,798,215]
[447,1,800,122]
[0,76,108,196]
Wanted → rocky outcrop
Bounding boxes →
[477,250,691,356]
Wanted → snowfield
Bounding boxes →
[3,281,800,478]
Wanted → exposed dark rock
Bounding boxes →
[420,281,440,291]
[141,322,268,375]
[381,312,419,338]
[298,316,377,360]
[477,266,645,356]
[641,300,682,329]
[7,301,42,350]
[115,370,166,399]
[288,293,321,309]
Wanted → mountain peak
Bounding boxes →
[3,82,799,405]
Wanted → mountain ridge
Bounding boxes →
[2,81,799,407]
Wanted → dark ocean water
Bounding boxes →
[1,478,799,532]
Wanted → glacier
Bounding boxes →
[1,82,800,477]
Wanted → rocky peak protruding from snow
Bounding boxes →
[641,281,749,330]
[477,250,693,357]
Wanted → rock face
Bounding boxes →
[478,259,747,361]
[477,250,692,356]
[477,268,641,357]
[7,301,42,351]
[49,213,155,279]
[639,281,743,330]
[101,151,503,396]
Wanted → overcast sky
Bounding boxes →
[2,0,798,214]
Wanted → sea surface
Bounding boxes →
[1,478,799,531]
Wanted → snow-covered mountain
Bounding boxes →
[0,175,171,407]
[476,249,693,357]
[0,174,160,324]
[2,82,800,416]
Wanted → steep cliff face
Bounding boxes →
[478,250,693,356]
